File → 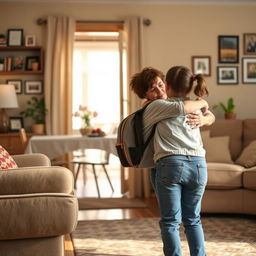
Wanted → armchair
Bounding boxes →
[0,153,78,256]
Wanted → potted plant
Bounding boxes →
[20,97,47,134]
[219,97,236,120]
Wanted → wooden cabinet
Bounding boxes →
[0,46,43,75]
[0,133,33,155]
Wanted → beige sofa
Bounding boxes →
[201,119,256,215]
[0,153,78,256]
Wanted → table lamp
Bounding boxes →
[0,84,19,133]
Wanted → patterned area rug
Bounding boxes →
[71,215,256,256]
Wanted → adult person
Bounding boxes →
[141,66,213,256]
[130,67,214,192]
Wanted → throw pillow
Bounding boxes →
[0,145,18,169]
[202,135,233,164]
[235,140,256,168]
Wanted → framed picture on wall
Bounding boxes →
[218,35,239,63]
[6,79,22,94]
[192,56,211,76]
[217,66,238,85]
[243,33,256,55]
[9,117,24,132]
[242,57,256,84]
[7,29,23,46]
[24,80,43,94]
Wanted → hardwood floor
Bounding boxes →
[65,160,160,255]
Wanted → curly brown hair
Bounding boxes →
[130,67,165,99]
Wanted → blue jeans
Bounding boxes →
[155,155,207,256]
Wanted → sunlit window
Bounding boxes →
[72,32,120,133]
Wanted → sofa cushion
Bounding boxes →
[202,134,233,164]
[201,119,243,160]
[206,163,244,189]
[0,146,18,170]
[243,119,256,148]
[235,140,256,168]
[243,167,256,190]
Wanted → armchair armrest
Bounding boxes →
[12,153,51,167]
[0,166,74,195]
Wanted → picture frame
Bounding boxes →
[192,56,211,76]
[6,79,23,94]
[218,35,239,63]
[9,116,24,132]
[24,80,43,94]
[25,56,40,71]
[25,35,36,47]
[7,29,23,46]
[243,33,256,55]
[12,56,25,71]
[217,66,238,85]
[242,57,256,84]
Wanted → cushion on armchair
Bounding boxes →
[0,146,18,170]
[235,140,256,168]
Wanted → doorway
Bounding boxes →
[72,31,124,198]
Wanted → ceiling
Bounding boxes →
[1,0,256,4]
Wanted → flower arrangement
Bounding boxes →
[73,105,98,129]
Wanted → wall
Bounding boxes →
[0,1,255,123]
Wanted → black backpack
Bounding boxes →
[115,104,156,168]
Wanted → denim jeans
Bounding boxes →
[155,155,207,256]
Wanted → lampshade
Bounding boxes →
[0,84,18,108]
[0,84,19,133]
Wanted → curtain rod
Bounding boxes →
[36,18,151,26]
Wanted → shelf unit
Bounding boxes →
[0,46,43,75]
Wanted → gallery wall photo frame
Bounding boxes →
[192,56,211,76]
[217,66,238,85]
[242,57,256,84]
[24,80,43,94]
[7,29,23,46]
[9,116,24,132]
[6,79,23,94]
[243,33,256,55]
[218,35,239,64]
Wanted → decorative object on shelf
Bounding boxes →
[0,84,19,133]
[0,34,7,47]
[73,105,98,135]
[20,97,47,134]
[217,66,238,85]
[191,56,211,76]
[12,56,25,71]
[24,80,43,94]
[219,97,236,120]
[7,29,23,46]
[25,35,36,47]
[243,33,256,55]
[25,56,40,71]
[6,79,23,94]
[242,57,256,84]
[9,116,24,132]
[218,35,239,64]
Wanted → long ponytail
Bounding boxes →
[193,74,209,97]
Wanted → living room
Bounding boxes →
[0,0,256,255]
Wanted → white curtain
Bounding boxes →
[44,16,75,135]
[123,17,151,198]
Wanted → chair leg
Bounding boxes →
[74,163,81,189]
[102,164,114,192]
[92,165,101,198]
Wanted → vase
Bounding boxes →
[80,127,93,136]
[32,124,45,134]
[225,113,236,120]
